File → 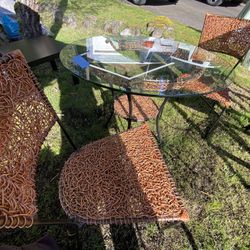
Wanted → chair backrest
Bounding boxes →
[198,13,250,60]
[14,1,42,38]
[0,50,57,229]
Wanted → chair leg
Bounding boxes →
[208,101,216,115]
[104,90,115,128]
[72,74,80,85]
[57,118,77,150]
[243,124,250,131]
[156,97,168,144]
[127,93,132,130]
[203,107,226,139]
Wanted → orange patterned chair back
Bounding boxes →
[0,50,57,229]
[198,14,250,60]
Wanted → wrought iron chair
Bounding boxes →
[0,50,76,229]
[192,13,250,137]
[113,14,250,138]
[0,50,189,228]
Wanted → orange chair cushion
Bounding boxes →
[114,95,159,122]
[59,124,189,224]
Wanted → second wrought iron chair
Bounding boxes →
[112,14,250,138]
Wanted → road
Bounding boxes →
[126,0,245,30]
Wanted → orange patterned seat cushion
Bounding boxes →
[181,79,231,108]
[59,124,189,224]
[0,51,57,229]
[114,95,159,122]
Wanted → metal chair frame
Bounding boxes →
[197,14,250,138]
[0,50,77,230]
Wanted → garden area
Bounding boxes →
[0,0,249,249]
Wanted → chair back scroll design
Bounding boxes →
[198,14,250,60]
[0,50,58,229]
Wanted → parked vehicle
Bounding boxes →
[206,0,243,6]
[131,0,243,6]
[131,0,177,5]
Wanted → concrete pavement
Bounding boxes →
[126,0,245,30]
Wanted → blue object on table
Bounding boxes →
[0,14,21,40]
[72,55,90,69]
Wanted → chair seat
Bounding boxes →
[59,124,189,224]
[206,89,230,108]
[114,95,159,122]
[181,78,231,108]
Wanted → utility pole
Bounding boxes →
[238,1,250,69]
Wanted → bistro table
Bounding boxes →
[60,35,233,141]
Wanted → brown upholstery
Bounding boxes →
[0,50,57,229]
[190,14,250,107]
[199,13,250,59]
[178,75,231,108]
[114,95,159,122]
[185,82,230,108]
[59,124,189,224]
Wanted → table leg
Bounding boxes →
[72,74,80,85]
[156,97,168,144]
[50,60,58,71]
[127,93,132,130]
[203,107,226,139]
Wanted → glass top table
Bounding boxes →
[60,35,233,98]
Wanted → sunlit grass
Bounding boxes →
[1,0,250,249]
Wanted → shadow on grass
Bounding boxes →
[110,224,139,250]
[37,63,147,249]
[50,0,68,37]
[166,96,249,190]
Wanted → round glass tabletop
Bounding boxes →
[60,35,233,98]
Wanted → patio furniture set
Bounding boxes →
[0,2,250,244]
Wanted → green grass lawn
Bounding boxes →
[1,0,250,249]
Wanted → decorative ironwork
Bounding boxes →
[199,14,250,59]
[0,50,57,229]
[59,124,189,224]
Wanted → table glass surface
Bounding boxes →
[60,35,234,97]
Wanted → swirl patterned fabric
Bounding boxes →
[0,50,57,229]
[199,14,250,59]
[180,76,231,108]
[59,124,189,224]
[114,95,159,122]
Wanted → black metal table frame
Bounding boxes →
[63,39,240,143]
[71,74,204,144]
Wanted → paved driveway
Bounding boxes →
[126,0,245,30]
